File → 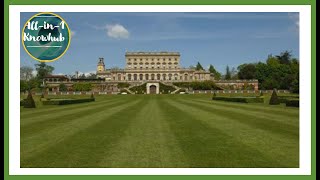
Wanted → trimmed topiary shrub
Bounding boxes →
[212,96,264,103]
[269,89,280,105]
[90,92,95,99]
[285,99,299,107]
[23,91,36,108]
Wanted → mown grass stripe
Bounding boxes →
[20,98,142,163]
[20,96,123,117]
[159,98,285,167]
[164,97,299,167]
[190,97,298,116]
[99,95,189,167]
[21,98,132,137]
[20,97,130,126]
[21,99,145,167]
[176,98,299,137]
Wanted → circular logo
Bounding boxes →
[22,12,71,62]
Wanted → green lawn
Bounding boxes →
[20,94,299,168]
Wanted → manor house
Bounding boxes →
[43,51,258,94]
[96,51,212,83]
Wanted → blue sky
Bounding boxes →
[20,12,299,75]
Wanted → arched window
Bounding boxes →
[168,74,172,80]
[118,74,121,80]
[151,74,155,80]
[162,74,166,80]
[139,74,143,80]
[157,74,161,80]
[134,74,137,81]
[174,74,178,80]
[145,74,149,80]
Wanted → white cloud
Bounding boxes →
[105,24,130,39]
[76,71,96,77]
[84,71,96,77]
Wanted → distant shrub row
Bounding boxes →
[173,81,222,90]
[42,98,95,105]
[285,99,299,107]
[212,96,264,103]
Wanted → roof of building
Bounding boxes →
[97,57,105,66]
[44,75,69,79]
[125,51,180,56]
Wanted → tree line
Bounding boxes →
[193,50,299,92]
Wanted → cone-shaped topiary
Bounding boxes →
[269,89,280,105]
[90,92,95,99]
[24,91,36,108]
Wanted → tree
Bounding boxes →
[231,67,238,80]
[20,80,28,92]
[86,73,97,79]
[20,66,34,81]
[195,62,204,70]
[237,51,299,91]
[238,64,256,79]
[79,73,86,79]
[225,65,231,80]
[59,83,68,92]
[208,65,222,80]
[269,89,280,105]
[35,62,54,80]
[276,50,292,64]
[73,83,92,91]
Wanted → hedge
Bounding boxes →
[212,96,264,103]
[285,99,299,107]
[42,98,95,105]
[173,80,222,90]
[278,96,299,104]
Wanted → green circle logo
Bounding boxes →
[22,12,71,62]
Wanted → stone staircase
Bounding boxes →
[161,82,181,94]
[124,88,134,94]
[171,88,181,94]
